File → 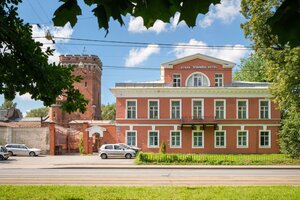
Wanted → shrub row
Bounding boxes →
[136,152,299,165]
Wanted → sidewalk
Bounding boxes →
[1,155,300,169]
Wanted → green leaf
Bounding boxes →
[267,0,300,47]
[180,0,220,27]
[52,0,82,27]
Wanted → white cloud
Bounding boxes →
[128,17,167,34]
[32,23,73,63]
[173,39,248,63]
[170,12,186,29]
[125,44,160,67]
[199,0,241,28]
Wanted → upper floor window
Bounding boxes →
[126,100,136,119]
[148,100,159,119]
[260,100,270,119]
[215,100,226,119]
[171,100,181,119]
[192,99,204,120]
[173,74,181,87]
[215,74,223,87]
[186,73,210,87]
[237,100,248,119]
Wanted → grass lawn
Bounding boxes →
[136,153,300,165]
[1,186,300,200]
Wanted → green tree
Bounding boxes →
[233,53,267,82]
[0,99,17,109]
[101,103,116,120]
[0,0,88,113]
[159,141,166,154]
[241,0,300,158]
[26,107,49,118]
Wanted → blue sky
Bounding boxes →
[0,0,251,115]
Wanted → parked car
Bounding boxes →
[118,143,141,153]
[0,146,9,160]
[99,144,136,159]
[5,144,41,157]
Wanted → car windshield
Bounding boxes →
[119,144,130,149]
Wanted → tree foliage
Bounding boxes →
[26,107,49,118]
[101,103,116,120]
[0,99,17,109]
[0,0,88,113]
[233,53,267,82]
[241,0,300,158]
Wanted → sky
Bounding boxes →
[0,0,252,116]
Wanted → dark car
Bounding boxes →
[0,146,9,160]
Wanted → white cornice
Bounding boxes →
[110,87,271,98]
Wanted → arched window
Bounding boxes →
[186,73,210,87]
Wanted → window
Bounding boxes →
[105,145,113,149]
[173,74,181,87]
[259,130,271,148]
[148,131,159,148]
[126,131,137,146]
[148,100,159,119]
[114,145,122,150]
[237,100,248,119]
[193,99,204,119]
[237,131,248,148]
[170,131,181,148]
[126,100,137,119]
[260,100,270,119]
[186,73,210,87]
[171,100,181,119]
[215,131,226,148]
[215,100,226,119]
[215,74,223,87]
[192,131,204,148]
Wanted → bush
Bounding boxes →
[79,136,85,155]
[159,141,166,154]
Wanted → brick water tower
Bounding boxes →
[49,55,102,127]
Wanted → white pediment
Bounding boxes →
[86,125,106,137]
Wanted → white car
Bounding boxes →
[0,146,9,160]
[5,144,41,157]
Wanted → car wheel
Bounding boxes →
[8,151,13,156]
[125,153,132,159]
[29,152,36,157]
[100,154,108,159]
[0,155,3,161]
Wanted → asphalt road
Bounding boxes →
[1,168,300,186]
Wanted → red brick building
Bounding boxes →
[110,54,281,154]
[49,55,102,127]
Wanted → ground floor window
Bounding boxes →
[126,131,137,146]
[192,131,204,148]
[148,131,159,148]
[259,130,271,148]
[170,131,181,148]
[215,131,226,148]
[237,131,248,148]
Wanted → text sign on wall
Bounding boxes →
[180,66,217,69]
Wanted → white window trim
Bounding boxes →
[214,99,226,119]
[170,99,182,119]
[236,130,249,148]
[214,130,226,148]
[125,130,137,147]
[259,99,271,119]
[173,73,181,87]
[148,99,160,119]
[170,130,182,148]
[236,99,249,119]
[185,72,211,87]
[192,130,204,148]
[126,99,137,119]
[259,130,271,148]
[215,73,224,87]
[148,130,159,148]
[192,98,204,120]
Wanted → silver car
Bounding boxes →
[99,144,136,159]
[5,144,41,157]
[0,146,9,160]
